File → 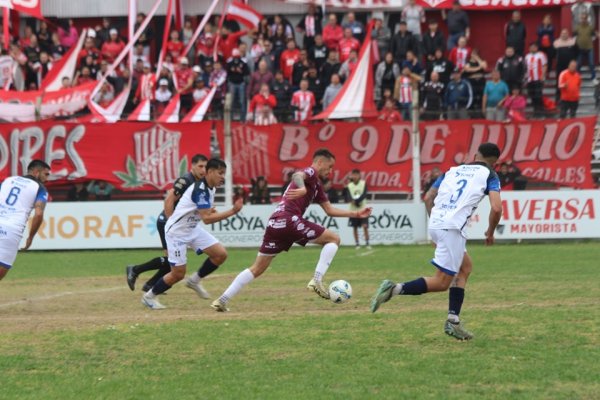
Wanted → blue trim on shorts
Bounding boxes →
[195,249,204,255]
[0,260,12,269]
[430,259,456,276]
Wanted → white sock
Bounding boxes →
[219,268,254,304]
[392,283,403,296]
[447,314,460,323]
[145,289,156,299]
[313,243,339,282]
[188,271,201,284]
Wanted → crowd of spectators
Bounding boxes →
[2,0,597,124]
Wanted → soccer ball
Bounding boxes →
[328,280,352,304]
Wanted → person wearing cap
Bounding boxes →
[445,69,473,120]
[166,29,185,61]
[175,57,195,113]
[226,48,250,121]
[192,65,202,80]
[135,62,156,105]
[193,78,209,103]
[101,28,125,64]
[155,79,173,116]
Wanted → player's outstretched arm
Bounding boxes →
[485,191,502,246]
[21,201,46,251]
[198,198,244,225]
[320,201,373,219]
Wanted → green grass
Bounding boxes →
[1,243,599,399]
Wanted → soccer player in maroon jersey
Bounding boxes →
[211,148,372,312]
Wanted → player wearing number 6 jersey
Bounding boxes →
[0,160,50,281]
[371,143,503,340]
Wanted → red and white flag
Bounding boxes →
[182,86,216,122]
[41,28,88,91]
[157,93,181,123]
[88,86,131,123]
[4,0,43,20]
[128,99,152,121]
[226,1,263,30]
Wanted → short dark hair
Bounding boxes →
[478,143,501,159]
[27,159,51,172]
[206,158,227,171]
[313,148,335,160]
[351,169,360,174]
[191,154,208,164]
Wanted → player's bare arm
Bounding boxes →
[485,191,502,246]
[285,171,307,199]
[320,201,373,219]
[21,200,46,251]
[424,187,438,216]
[163,189,179,218]
[198,198,243,225]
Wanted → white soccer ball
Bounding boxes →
[328,280,352,304]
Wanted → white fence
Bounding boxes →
[23,190,600,250]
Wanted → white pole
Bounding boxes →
[224,92,233,207]
[411,86,421,204]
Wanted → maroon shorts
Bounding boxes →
[259,214,326,255]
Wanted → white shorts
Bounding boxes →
[429,228,467,276]
[0,226,21,269]
[166,227,219,267]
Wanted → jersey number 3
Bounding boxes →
[449,179,467,204]
[5,187,21,206]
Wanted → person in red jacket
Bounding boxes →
[249,83,278,125]
[322,14,344,51]
[280,39,301,82]
[78,36,100,67]
[101,29,125,64]
[338,28,360,63]
[378,99,402,122]
[218,27,248,61]
[166,30,185,61]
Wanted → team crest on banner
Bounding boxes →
[114,125,187,189]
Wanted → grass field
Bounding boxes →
[1,243,599,400]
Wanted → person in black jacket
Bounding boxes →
[423,20,445,63]
[427,48,454,86]
[226,49,251,121]
[505,11,527,56]
[390,21,418,65]
[421,71,445,120]
[496,46,525,91]
[271,70,293,122]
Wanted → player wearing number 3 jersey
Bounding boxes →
[371,143,503,340]
[0,160,50,282]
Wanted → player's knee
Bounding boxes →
[171,267,186,281]
[211,250,228,265]
[328,233,341,246]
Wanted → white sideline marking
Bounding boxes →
[358,250,375,257]
[0,286,123,309]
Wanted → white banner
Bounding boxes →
[467,190,600,240]
[24,201,427,250]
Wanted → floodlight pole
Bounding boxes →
[224,92,233,207]
[411,87,421,204]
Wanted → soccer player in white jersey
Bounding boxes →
[370,143,503,340]
[0,160,50,281]
[142,158,243,309]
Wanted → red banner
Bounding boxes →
[8,0,43,20]
[0,82,96,122]
[281,0,575,9]
[217,118,596,191]
[0,121,212,190]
